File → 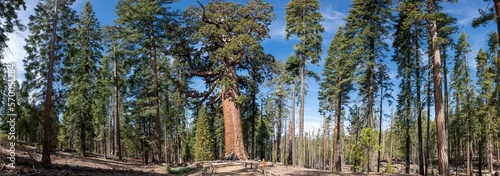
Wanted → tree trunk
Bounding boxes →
[298,55,305,168]
[277,97,283,162]
[425,55,432,175]
[288,83,296,166]
[222,66,248,160]
[251,92,257,159]
[81,118,86,157]
[415,24,424,175]
[487,124,493,174]
[322,111,326,170]
[428,0,449,174]
[113,45,122,160]
[479,136,483,176]
[405,51,411,174]
[148,22,161,165]
[333,92,342,171]
[42,0,58,165]
[164,92,170,163]
[389,107,393,165]
[377,86,383,173]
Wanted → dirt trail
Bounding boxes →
[213,163,254,175]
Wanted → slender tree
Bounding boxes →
[450,31,473,175]
[319,26,355,171]
[285,0,324,167]
[23,0,77,164]
[114,0,179,164]
[62,1,102,157]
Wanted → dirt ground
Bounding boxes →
[2,142,500,176]
[0,143,166,176]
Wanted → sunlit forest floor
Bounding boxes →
[2,142,500,176]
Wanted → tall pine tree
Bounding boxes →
[319,26,354,171]
[61,1,102,157]
[285,0,324,167]
[344,0,391,172]
[114,0,179,164]
[23,0,77,164]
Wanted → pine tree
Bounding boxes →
[114,0,179,164]
[180,0,275,161]
[427,0,450,174]
[475,47,496,175]
[0,0,25,56]
[284,54,300,166]
[319,26,354,171]
[344,0,391,172]
[450,31,473,175]
[485,32,500,174]
[61,1,102,157]
[392,5,413,172]
[194,106,213,161]
[285,0,324,167]
[23,0,77,164]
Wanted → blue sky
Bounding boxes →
[2,0,497,133]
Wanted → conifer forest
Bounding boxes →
[2,0,500,175]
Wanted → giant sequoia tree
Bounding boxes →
[285,0,324,167]
[23,0,77,164]
[181,0,275,160]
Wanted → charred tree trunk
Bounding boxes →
[42,0,58,165]
[428,0,449,174]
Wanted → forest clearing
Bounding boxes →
[2,0,500,175]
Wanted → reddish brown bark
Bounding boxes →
[41,0,58,165]
[222,67,248,160]
[428,0,449,174]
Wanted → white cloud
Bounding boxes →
[320,5,346,33]
[2,1,37,82]
[268,19,288,41]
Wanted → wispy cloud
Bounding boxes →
[320,5,346,33]
[268,19,287,40]
[2,1,37,82]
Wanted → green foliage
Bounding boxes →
[60,1,102,155]
[0,0,26,55]
[319,26,355,112]
[344,0,392,128]
[285,0,324,64]
[194,106,213,161]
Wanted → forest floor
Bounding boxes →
[2,142,500,175]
